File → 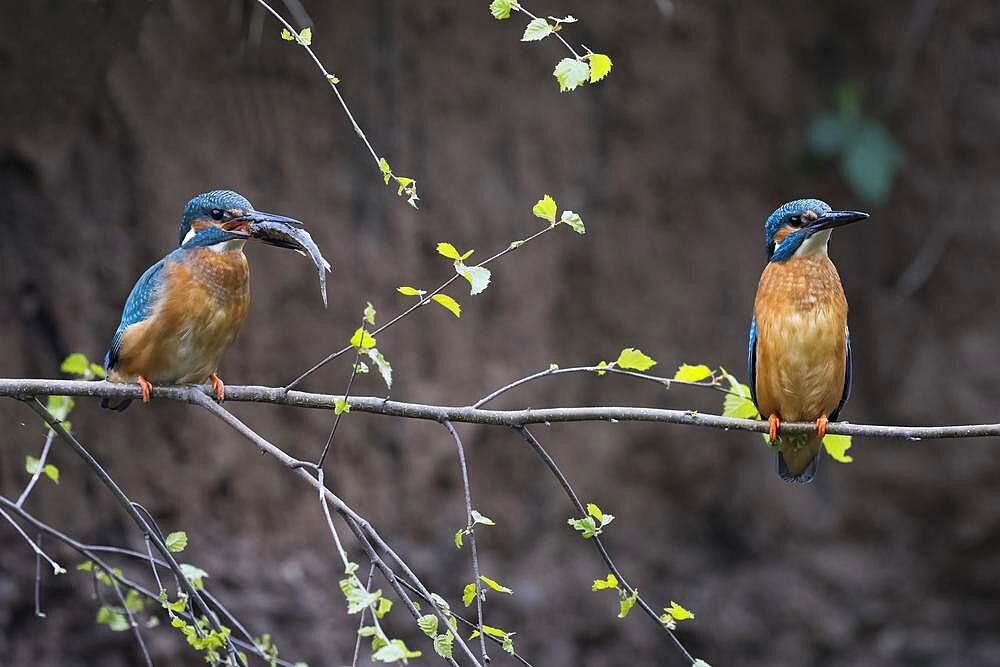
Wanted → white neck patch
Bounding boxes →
[181,227,197,245]
[206,239,246,253]
[793,229,831,258]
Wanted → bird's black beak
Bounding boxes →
[806,210,869,235]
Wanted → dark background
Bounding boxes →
[2,1,999,665]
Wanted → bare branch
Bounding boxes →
[3,377,998,440]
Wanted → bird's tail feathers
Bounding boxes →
[100,397,132,411]
[775,433,822,484]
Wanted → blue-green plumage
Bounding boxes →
[749,198,868,483]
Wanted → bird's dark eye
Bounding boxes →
[210,208,225,221]
[788,215,803,228]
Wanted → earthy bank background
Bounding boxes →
[2,1,998,665]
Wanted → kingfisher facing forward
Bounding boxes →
[102,190,302,410]
[748,199,868,483]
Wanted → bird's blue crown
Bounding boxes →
[179,190,253,245]
[765,198,831,261]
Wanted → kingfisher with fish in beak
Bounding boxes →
[102,190,328,410]
[748,198,869,483]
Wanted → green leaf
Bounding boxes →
[372,639,421,662]
[124,588,145,613]
[354,361,369,374]
[616,348,657,371]
[429,593,450,612]
[454,528,465,549]
[462,583,477,607]
[397,286,426,297]
[586,503,604,521]
[378,157,392,184]
[553,57,591,92]
[90,363,106,379]
[363,302,377,326]
[431,294,461,318]
[532,194,557,223]
[165,531,188,553]
[76,560,93,572]
[433,631,454,659]
[471,510,495,526]
[567,516,600,538]
[42,464,59,483]
[417,614,438,637]
[664,600,695,621]
[436,242,462,260]
[280,28,294,41]
[375,597,393,619]
[358,625,378,637]
[345,562,359,575]
[842,121,904,204]
[521,17,552,41]
[595,361,610,376]
[808,112,849,157]
[592,573,619,591]
[823,433,853,463]
[560,210,586,234]
[674,364,712,382]
[46,395,75,421]
[454,262,492,295]
[489,0,513,19]
[179,563,209,590]
[618,588,638,619]
[721,373,760,420]
[350,327,376,350]
[334,399,351,415]
[298,27,312,46]
[97,605,130,632]
[588,53,613,83]
[480,575,512,595]
[367,348,392,389]
[61,353,89,376]
[328,74,341,85]
[25,455,40,475]
[339,576,382,614]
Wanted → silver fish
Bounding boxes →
[248,220,332,307]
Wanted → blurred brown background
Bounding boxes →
[2,1,1000,665]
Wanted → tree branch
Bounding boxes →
[2,378,997,440]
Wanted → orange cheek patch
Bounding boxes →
[772,226,794,245]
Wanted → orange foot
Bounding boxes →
[768,414,781,443]
[210,373,225,402]
[816,415,829,439]
[138,376,153,404]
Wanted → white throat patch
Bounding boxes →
[793,229,831,258]
[207,239,246,253]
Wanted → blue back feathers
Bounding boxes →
[178,190,253,245]
[765,198,831,262]
[104,259,167,371]
[104,226,247,371]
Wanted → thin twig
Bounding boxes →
[0,505,64,574]
[442,419,489,663]
[34,532,45,618]
[284,224,557,390]
[472,364,733,409]
[316,316,366,469]
[518,426,696,665]
[17,429,55,507]
[22,398,228,648]
[0,495,303,667]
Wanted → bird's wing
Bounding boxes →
[747,317,758,405]
[831,325,852,421]
[104,259,167,371]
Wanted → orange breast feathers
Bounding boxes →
[111,250,250,385]
[753,255,848,423]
